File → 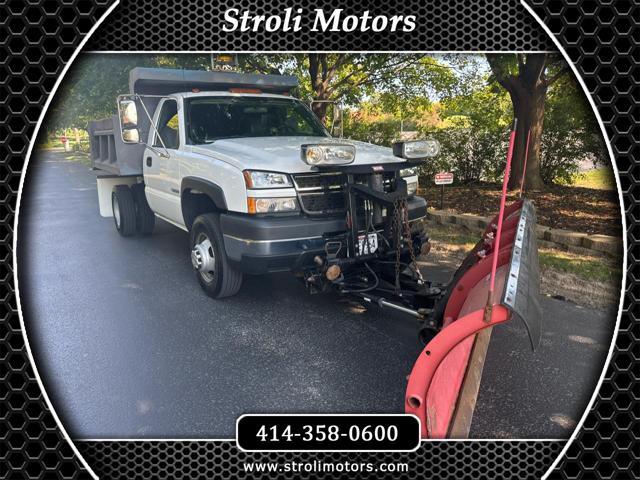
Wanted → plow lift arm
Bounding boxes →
[404,120,543,438]
[306,159,440,321]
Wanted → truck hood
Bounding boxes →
[190,136,406,173]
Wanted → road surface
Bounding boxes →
[16,151,616,439]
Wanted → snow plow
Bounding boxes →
[405,195,542,437]
[303,121,541,438]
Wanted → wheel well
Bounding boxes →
[181,189,222,230]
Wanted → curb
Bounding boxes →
[426,209,622,258]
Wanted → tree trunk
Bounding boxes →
[311,101,329,124]
[508,85,546,191]
[486,53,553,191]
[306,54,329,124]
[524,90,546,190]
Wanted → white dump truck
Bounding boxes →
[89,67,437,307]
[89,67,542,436]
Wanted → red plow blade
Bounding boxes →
[405,199,542,438]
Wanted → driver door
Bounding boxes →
[144,98,183,225]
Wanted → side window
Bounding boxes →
[154,100,180,149]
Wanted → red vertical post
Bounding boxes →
[484,119,517,322]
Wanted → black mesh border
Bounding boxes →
[527,1,638,477]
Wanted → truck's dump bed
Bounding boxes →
[89,68,299,175]
[88,116,145,176]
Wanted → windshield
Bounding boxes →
[185,96,329,144]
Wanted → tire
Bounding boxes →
[112,185,137,237]
[131,183,155,235]
[190,213,243,298]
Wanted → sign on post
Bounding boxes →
[434,172,454,185]
[434,172,454,209]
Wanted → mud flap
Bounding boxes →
[405,199,542,438]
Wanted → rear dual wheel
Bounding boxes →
[112,185,136,237]
[112,184,155,236]
[131,183,155,235]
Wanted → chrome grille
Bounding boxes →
[292,172,395,216]
[293,173,346,215]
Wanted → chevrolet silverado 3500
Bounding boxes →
[89,67,432,304]
[89,67,542,438]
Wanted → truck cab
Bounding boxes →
[89,68,428,299]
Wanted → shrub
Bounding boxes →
[418,121,508,185]
[343,113,401,147]
[539,80,607,184]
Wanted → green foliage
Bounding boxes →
[44,53,608,189]
[540,75,607,184]
[342,113,400,147]
[239,54,457,113]
[418,125,509,184]
[484,53,608,186]
[421,56,606,186]
[416,84,511,184]
[48,54,211,131]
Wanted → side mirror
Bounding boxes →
[122,128,139,142]
[118,96,140,144]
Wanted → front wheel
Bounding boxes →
[190,213,243,298]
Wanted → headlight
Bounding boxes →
[393,140,440,160]
[406,180,418,195]
[401,167,418,195]
[243,170,292,189]
[301,144,355,166]
[400,167,417,177]
[247,197,298,214]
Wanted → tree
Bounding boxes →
[424,84,512,184]
[240,54,457,124]
[48,54,211,131]
[486,53,569,190]
[539,74,606,184]
[48,52,602,189]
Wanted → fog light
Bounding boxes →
[301,144,355,166]
[393,140,440,159]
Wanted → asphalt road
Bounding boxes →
[17,151,616,439]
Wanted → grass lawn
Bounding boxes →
[572,168,617,190]
[425,221,621,283]
[537,250,620,284]
[423,221,622,309]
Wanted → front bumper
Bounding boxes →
[221,196,427,274]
